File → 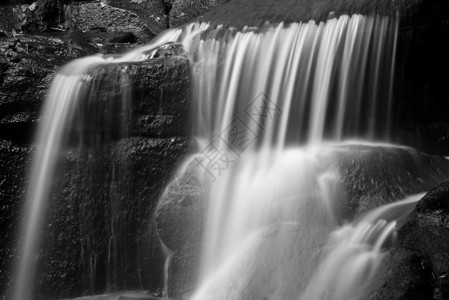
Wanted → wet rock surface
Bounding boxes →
[368,181,449,300]
[78,57,191,141]
[37,136,189,299]
[0,140,32,298]
[156,145,449,298]
[155,161,207,298]
[333,145,449,220]
[0,24,192,297]
[29,57,193,299]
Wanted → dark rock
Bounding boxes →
[169,0,229,28]
[30,56,192,299]
[368,181,449,300]
[66,2,155,43]
[331,145,449,220]
[74,56,191,142]
[151,42,187,58]
[392,0,449,156]
[67,290,160,299]
[0,6,23,32]
[195,0,431,27]
[20,0,65,32]
[368,248,434,300]
[155,165,206,298]
[108,32,138,44]
[106,0,168,34]
[37,136,190,299]
[0,139,32,298]
[0,34,83,144]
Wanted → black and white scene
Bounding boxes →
[0,0,448,299]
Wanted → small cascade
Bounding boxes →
[12,67,87,300]
[11,26,204,299]
[300,193,423,300]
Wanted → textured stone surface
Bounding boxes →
[169,0,229,27]
[66,2,155,43]
[0,35,192,298]
[368,182,449,300]
[30,57,192,299]
[334,145,449,220]
[0,140,32,299]
[76,56,191,140]
[37,137,189,299]
[155,160,206,298]
[106,0,168,34]
[0,34,82,144]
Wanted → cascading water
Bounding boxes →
[11,11,449,300]
[182,15,403,299]
[11,25,205,300]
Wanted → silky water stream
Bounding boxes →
[11,14,449,300]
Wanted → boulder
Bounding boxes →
[368,181,449,300]
[333,145,449,220]
[155,160,206,298]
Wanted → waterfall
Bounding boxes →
[11,26,200,300]
[182,14,400,299]
[12,11,445,300]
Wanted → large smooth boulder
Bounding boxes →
[155,164,206,298]
[333,145,449,219]
[369,181,449,299]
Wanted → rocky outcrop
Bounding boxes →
[0,34,83,144]
[368,182,449,300]
[0,28,193,298]
[106,0,168,34]
[0,140,32,300]
[66,2,156,43]
[79,57,191,140]
[334,145,449,220]
[32,56,192,299]
[169,0,229,27]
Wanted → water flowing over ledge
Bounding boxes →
[10,13,449,300]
